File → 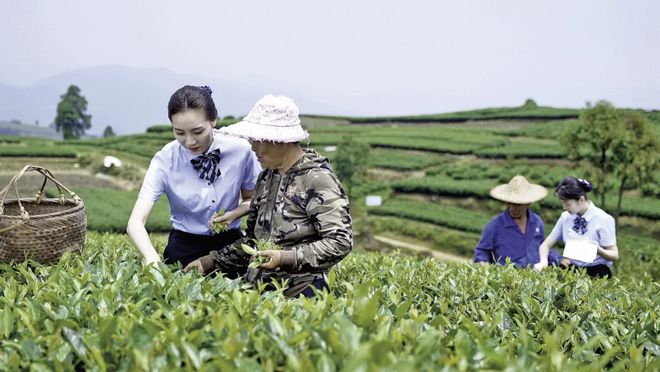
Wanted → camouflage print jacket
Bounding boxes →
[208,148,352,297]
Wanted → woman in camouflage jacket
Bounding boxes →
[184,95,352,297]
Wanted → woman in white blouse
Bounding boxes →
[534,176,619,278]
[127,85,260,270]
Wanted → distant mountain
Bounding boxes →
[0,65,328,135]
[0,120,62,140]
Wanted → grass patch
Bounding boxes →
[45,187,171,233]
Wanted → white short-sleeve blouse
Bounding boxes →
[138,132,261,235]
[548,201,617,267]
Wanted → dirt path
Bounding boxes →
[373,235,470,264]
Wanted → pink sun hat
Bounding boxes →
[219,95,310,143]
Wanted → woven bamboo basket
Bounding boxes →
[0,165,86,264]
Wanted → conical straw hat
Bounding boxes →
[490,175,548,204]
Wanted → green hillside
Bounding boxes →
[0,104,658,369]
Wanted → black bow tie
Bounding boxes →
[190,148,222,183]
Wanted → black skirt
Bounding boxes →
[583,264,612,278]
[566,264,612,279]
[163,228,243,268]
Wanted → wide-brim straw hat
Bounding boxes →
[219,95,309,143]
[490,175,548,204]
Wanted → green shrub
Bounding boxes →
[0,136,22,144]
[475,142,566,159]
[371,216,478,257]
[392,175,493,198]
[370,198,491,233]
[522,98,538,109]
[368,149,450,171]
[0,233,656,370]
[146,124,171,133]
[0,146,77,158]
[502,119,577,139]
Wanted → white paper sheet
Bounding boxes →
[563,238,598,263]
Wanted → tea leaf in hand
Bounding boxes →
[211,209,229,233]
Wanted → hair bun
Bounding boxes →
[200,85,213,95]
[577,178,593,192]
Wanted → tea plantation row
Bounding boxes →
[0,233,657,370]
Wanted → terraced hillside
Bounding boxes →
[1,107,658,271]
[0,106,657,369]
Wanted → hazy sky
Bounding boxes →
[2,0,659,115]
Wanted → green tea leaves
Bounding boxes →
[240,244,258,256]
[241,240,281,269]
[0,307,14,338]
[0,232,656,370]
[211,209,229,234]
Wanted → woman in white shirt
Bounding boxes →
[127,85,261,271]
[534,176,619,278]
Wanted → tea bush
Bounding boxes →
[0,232,656,370]
[474,142,566,159]
[0,145,77,158]
[392,175,660,220]
[369,198,491,233]
[364,149,449,171]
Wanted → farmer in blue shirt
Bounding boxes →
[474,175,560,268]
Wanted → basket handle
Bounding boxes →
[0,165,82,218]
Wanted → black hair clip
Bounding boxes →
[577,178,593,192]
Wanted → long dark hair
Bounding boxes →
[167,85,217,122]
[555,176,593,201]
